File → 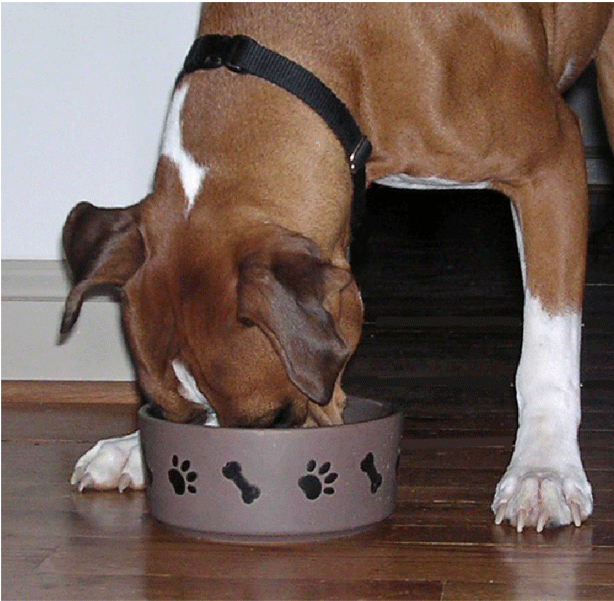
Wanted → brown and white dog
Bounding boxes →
[62,4,614,532]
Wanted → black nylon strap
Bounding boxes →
[179,34,371,229]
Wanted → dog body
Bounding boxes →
[63,3,614,531]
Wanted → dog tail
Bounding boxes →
[596,13,614,150]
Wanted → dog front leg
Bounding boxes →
[71,431,145,492]
[491,105,593,532]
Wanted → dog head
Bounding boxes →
[60,199,362,427]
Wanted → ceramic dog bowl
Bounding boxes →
[138,396,402,542]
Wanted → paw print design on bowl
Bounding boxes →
[298,460,338,500]
[168,455,197,495]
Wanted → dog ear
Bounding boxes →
[237,233,356,406]
[60,201,145,339]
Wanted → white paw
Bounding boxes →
[71,431,145,492]
[492,466,593,532]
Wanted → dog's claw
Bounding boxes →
[70,469,83,487]
[536,511,547,533]
[495,503,507,526]
[118,474,132,493]
[77,474,94,493]
[516,510,525,533]
[570,502,583,528]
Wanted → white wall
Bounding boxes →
[2,2,202,260]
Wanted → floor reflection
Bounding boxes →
[493,523,594,600]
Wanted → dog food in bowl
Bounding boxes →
[138,396,402,542]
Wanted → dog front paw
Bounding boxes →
[492,467,593,532]
[71,431,145,492]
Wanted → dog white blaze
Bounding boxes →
[172,359,220,427]
[161,83,208,214]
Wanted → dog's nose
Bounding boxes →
[270,401,298,429]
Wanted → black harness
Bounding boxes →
[178,34,372,231]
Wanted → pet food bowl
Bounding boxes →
[138,396,402,542]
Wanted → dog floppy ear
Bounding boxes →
[60,201,145,339]
[237,232,357,406]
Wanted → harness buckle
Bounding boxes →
[183,35,250,73]
[349,136,372,174]
[224,35,250,73]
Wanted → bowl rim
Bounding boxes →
[138,396,400,434]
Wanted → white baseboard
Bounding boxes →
[2,260,134,381]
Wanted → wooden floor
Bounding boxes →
[3,188,614,600]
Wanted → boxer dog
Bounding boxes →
[62,4,613,532]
